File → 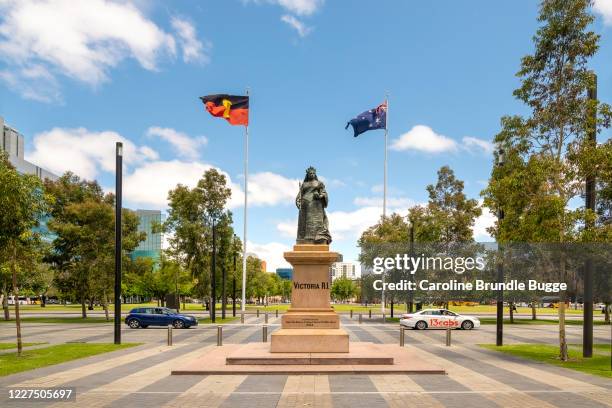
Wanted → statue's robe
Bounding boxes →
[296,180,332,244]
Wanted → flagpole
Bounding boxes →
[241,89,249,314]
[382,91,388,317]
[383,92,389,220]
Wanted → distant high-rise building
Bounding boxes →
[1,116,57,181]
[276,268,293,280]
[330,262,358,281]
[261,260,267,273]
[131,209,162,265]
[1,116,58,243]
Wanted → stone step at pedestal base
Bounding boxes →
[270,328,349,353]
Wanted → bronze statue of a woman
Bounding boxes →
[296,167,332,244]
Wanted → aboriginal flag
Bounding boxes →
[200,94,249,126]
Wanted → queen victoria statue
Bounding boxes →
[296,167,332,244]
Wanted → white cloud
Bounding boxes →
[124,161,298,210]
[473,201,495,241]
[241,172,300,207]
[249,0,324,16]
[594,0,612,25]
[390,125,458,153]
[277,220,297,238]
[278,205,408,242]
[353,196,415,208]
[171,17,209,64]
[26,127,158,179]
[0,0,207,101]
[281,14,312,37]
[247,241,292,271]
[278,0,323,15]
[123,160,215,209]
[0,64,60,103]
[146,126,207,159]
[462,136,494,154]
[329,206,407,241]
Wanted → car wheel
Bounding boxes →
[415,320,427,330]
[128,319,141,329]
[461,320,474,330]
[173,319,185,329]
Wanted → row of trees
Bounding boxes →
[0,156,296,333]
[358,0,611,361]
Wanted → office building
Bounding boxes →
[276,268,293,280]
[330,262,359,281]
[131,209,163,265]
[1,116,57,181]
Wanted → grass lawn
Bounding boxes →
[12,303,590,316]
[0,317,112,324]
[0,343,139,377]
[197,316,239,324]
[0,342,46,350]
[480,343,612,379]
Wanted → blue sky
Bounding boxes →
[1,0,611,270]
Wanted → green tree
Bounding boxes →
[482,0,611,360]
[0,152,50,354]
[331,277,358,303]
[423,166,481,245]
[163,168,232,319]
[45,173,143,318]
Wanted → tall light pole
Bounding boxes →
[221,228,227,320]
[211,217,217,323]
[114,142,122,345]
[496,147,505,347]
[408,221,414,313]
[232,234,237,317]
[583,72,597,358]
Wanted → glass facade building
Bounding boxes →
[131,209,162,265]
[276,268,293,280]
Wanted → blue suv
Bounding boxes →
[125,307,198,329]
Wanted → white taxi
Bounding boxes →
[399,309,480,330]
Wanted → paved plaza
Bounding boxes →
[1,315,610,408]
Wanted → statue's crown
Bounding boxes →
[306,166,316,173]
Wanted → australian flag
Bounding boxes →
[345,102,387,137]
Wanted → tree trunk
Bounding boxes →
[2,290,9,320]
[604,302,610,324]
[81,293,87,319]
[531,302,537,320]
[12,246,23,356]
[558,256,568,361]
[232,278,236,317]
[102,292,110,322]
[390,301,394,318]
[87,297,94,311]
[509,302,514,324]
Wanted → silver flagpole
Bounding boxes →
[381,92,389,317]
[383,92,389,219]
[241,89,249,313]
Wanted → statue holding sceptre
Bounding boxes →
[296,167,332,244]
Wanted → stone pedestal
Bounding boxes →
[270,244,349,353]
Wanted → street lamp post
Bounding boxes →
[496,147,505,347]
[232,234,237,317]
[408,222,414,313]
[211,218,217,323]
[221,233,227,320]
[114,142,122,345]
[583,72,597,358]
